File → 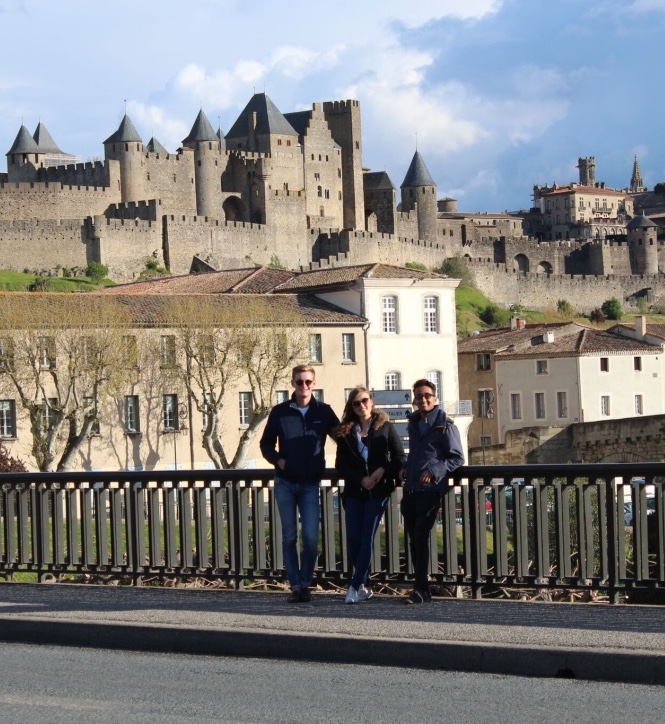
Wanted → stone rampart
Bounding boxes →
[93,216,163,283]
[0,181,117,221]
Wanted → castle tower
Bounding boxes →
[630,155,647,193]
[577,156,595,186]
[6,124,40,181]
[103,114,145,202]
[322,100,365,230]
[627,212,659,275]
[400,150,437,243]
[363,171,396,233]
[225,93,298,154]
[182,109,224,217]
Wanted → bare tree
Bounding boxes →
[0,295,133,471]
[161,295,309,469]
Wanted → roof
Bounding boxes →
[182,110,219,145]
[104,114,143,145]
[627,213,658,230]
[7,125,40,154]
[225,93,298,140]
[458,322,660,358]
[401,150,435,188]
[282,110,311,137]
[146,137,168,154]
[364,171,395,191]
[541,184,627,198]
[0,292,364,327]
[611,322,665,342]
[32,122,62,153]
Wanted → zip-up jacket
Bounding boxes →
[334,411,406,501]
[403,406,464,493]
[260,395,339,485]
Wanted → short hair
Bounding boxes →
[292,364,316,380]
[412,378,436,395]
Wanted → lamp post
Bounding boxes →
[480,391,494,465]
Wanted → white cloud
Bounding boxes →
[127,102,189,151]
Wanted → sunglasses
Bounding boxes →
[294,379,314,387]
[414,393,435,401]
[352,397,371,407]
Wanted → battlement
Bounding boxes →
[165,214,267,233]
[0,181,113,194]
[322,100,360,113]
[106,200,160,221]
[0,218,84,231]
[100,217,156,231]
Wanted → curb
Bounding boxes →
[1,616,664,685]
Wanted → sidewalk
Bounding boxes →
[0,583,664,685]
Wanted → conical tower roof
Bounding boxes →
[216,125,226,150]
[7,124,40,155]
[104,114,143,145]
[401,150,435,188]
[225,93,298,140]
[364,171,395,191]
[33,121,62,153]
[627,212,658,230]
[146,136,168,154]
[182,109,218,145]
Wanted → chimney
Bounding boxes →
[510,317,526,330]
[544,331,554,343]
[635,315,647,340]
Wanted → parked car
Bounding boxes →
[624,497,656,527]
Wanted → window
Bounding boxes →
[41,398,58,432]
[382,296,397,334]
[384,372,400,390]
[426,371,442,397]
[601,395,610,416]
[423,296,438,333]
[536,360,548,375]
[80,336,98,368]
[0,338,14,371]
[309,334,322,363]
[275,390,289,404]
[125,395,140,433]
[476,353,491,371]
[600,357,609,372]
[239,392,252,426]
[160,335,176,367]
[83,397,100,435]
[342,333,355,363]
[312,389,324,402]
[510,393,522,420]
[122,336,138,367]
[635,395,643,415]
[634,357,642,371]
[478,389,493,418]
[557,391,568,419]
[202,392,214,430]
[479,435,492,447]
[38,336,56,369]
[535,392,546,419]
[163,394,178,430]
[0,400,16,438]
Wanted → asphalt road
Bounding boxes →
[0,643,664,723]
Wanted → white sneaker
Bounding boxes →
[345,586,360,604]
[357,584,374,602]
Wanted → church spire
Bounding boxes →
[630,155,646,193]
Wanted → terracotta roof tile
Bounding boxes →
[275,263,447,291]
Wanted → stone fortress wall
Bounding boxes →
[1,93,663,309]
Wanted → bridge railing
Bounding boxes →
[1,462,664,601]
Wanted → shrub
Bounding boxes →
[480,303,510,328]
[589,308,606,324]
[405,261,427,271]
[437,256,475,288]
[556,299,574,320]
[86,262,109,284]
[601,297,623,320]
[0,442,28,473]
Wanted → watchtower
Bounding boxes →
[103,114,145,202]
[400,150,437,243]
[182,110,224,218]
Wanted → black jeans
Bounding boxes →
[400,490,442,591]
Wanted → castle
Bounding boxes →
[2,93,664,312]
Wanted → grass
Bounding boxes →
[0,269,115,292]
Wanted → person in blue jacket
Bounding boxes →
[400,378,464,604]
[260,364,339,603]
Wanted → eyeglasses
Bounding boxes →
[352,397,371,407]
[414,393,435,401]
[294,379,314,387]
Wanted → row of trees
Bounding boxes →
[0,295,308,472]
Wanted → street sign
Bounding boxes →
[377,406,412,421]
[372,389,412,406]
[391,421,409,439]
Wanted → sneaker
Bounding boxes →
[345,586,360,604]
[299,586,312,602]
[287,588,302,603]
[357,584,374,602]
[404,589,431,605]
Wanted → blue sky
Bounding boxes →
[1,0,663,212]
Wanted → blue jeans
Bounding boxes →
[274,478,320,590]
[344,495,389,590]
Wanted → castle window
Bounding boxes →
[382,296,398,334]
[314,173,320,181]
[338,168,341,178]
[287,140,291,146]
[324,190,330,199]
[320,206,325,216]
[317,186,322,197]
[326,155,328,161]
[355,142,359,149]
[319,155,322,161]
[338,191,342,200]
[147,173,150,181]
[125,144,128,152]
[197,160,201,167]
[173,174,176,182]
[277,139,282,146]
[423,296,439,333]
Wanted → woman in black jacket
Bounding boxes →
[335,386,405,604]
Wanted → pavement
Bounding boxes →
[0,582,664,685]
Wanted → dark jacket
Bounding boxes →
[403,406,464,493]
[260,395,339,485]
[335,411,406,500]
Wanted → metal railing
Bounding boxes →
[1,462,664,602]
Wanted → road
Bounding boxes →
[0,643,664,723]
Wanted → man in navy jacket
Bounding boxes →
[260,364,339,602]
[400,378,464,604]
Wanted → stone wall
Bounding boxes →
[0,181,117,221]
[93,216,163,282]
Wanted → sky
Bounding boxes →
[1,0,664,213]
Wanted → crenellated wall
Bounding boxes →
[92,215,163,282]
[0,181,118,221]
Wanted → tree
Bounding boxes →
[589,308,606,324]
[436,256,475,288]
[160,295,309,469]
[138,257,169,281]
[601,297,623,321]
[0,442,27,472]
[654,182,665,196]
[86,262,109,284]
[480,303,510,328]
[0,295,133,471]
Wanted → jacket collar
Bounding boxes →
[408,405,445,427]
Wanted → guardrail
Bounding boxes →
[1,463,663,601]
